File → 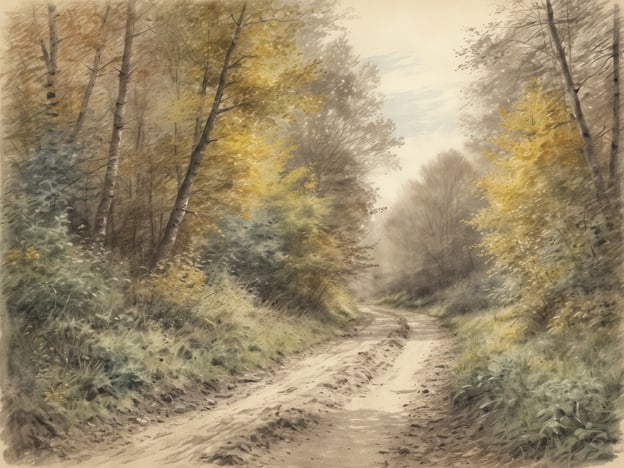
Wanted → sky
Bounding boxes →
[338,0,499,207]
[5,0,620,208]
[0,0,499,211]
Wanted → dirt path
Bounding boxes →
[251,307,447,468]
[35,305,503,468]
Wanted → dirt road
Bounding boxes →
[251,307,449,468]
[39,305,500,468]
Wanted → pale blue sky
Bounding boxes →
[368,54,460,138]
[0,0,495,208]
[340,0,499,206]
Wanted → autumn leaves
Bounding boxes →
[4,0,400,312]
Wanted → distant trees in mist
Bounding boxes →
[374,150,482,297]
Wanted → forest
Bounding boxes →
[0,0,401,461]
[1,0,623,466]
[376,0,624,463]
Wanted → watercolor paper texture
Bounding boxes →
[1,1,623,467]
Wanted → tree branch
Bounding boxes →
[545,0,609,209]
[153,3,247,268]
[609,4,621,205]
[217,102,250,114]
[39,39,51,70]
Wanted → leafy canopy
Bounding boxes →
[471,83,600,322]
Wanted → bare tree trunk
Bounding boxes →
[132,90,145,260]
[72,3,111,140]
[546,0,609,208]
[609,4,621,208]
[93,0,136,243]
[132,174,139,254]
[40,3,59,122]
[148,154,156,254]
[608,5,623,280]
[194,36,211,146]
[0,122,8,417]
[152,4,247,268]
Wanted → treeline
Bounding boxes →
[1,0,400,461]
[376,0,623,463]
[374,150,482,301]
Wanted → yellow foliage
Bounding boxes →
[43,384,68,404]
[452,306,530,373]
[547,291,619,333]
[471,82,593,315]
[6,246,40,264]
[150,262,207,308]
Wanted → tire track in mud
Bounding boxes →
[250,306,452,468]
[43,305,416,467]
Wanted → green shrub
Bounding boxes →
[441,272,501,317]
[451,308,622,464]
[203,171,359,321]
[455,355,620,462]
[2,191,345,461]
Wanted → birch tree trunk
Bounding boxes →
[546,0,609,208]
[609,4,621,208]
[193,28,211,146]
[152,4,247,268]
[93,0,136,243]
[40,3,59,122]
[72,4,111,140]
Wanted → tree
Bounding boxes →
[381,151,481,295]
[285,36,402,279]
[609,4,621,205]
[2,0,395,282]
[72,3,112,140]
[151,4,247,267]
[197,4,400,315]
[544,0,616,215]
[204,167,354,316]
[40,3,59,122]
[460,0,622,274]
[2,1,132,242]
[93,0,136,243]
[471,84,603,322]
[460,0,616,160]
[150,1,318,268]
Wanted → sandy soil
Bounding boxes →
[251,307,447,468]
[2,306,542,468]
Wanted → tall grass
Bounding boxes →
[2,246,349,462]
[449,304,622,464]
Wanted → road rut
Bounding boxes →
[41,305,462,468]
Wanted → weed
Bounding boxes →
[451,306,622,464]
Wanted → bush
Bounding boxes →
[455,356,620,462]
[203,169,360,321]
[451,307,622,464]
[1,152,349,461]
[2,232,132,459]
[442,272,500,316]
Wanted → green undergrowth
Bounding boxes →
[2,241,355,463]
[376,271,500,314]
[387,272,623,464]
[447,303,622,465]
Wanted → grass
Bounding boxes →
[447,303,622,464]
[387,270,623,464]
[2,251,353,462]
[375,271,501,314]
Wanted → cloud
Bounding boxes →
[365,52,465,140]
[382,88,460,137]
[368,53,422,73]
[371,131,467,207]
[339,1,497,206]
